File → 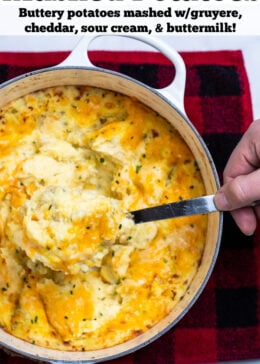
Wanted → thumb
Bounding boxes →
[214,170,260,211]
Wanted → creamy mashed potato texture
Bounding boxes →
[0,86,207,350]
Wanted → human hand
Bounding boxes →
[214,119,260,235]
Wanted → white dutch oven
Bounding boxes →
[0,35,223,363]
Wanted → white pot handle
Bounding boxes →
[59,35,94,69]
[128,35,187,114]
[59,35,186,115]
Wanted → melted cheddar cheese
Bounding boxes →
[0,86,207,350]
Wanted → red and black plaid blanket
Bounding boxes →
[0,47,259,364]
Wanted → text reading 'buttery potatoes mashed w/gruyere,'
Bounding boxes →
[0,85,207,351]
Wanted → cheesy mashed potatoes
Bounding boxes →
[0,86,207,350]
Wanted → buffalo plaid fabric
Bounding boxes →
[0,48,259,364]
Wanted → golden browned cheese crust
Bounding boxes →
[0,86,207,350]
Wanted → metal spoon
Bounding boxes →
[131,195,218,224]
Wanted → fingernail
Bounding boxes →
[214,192,231,211]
